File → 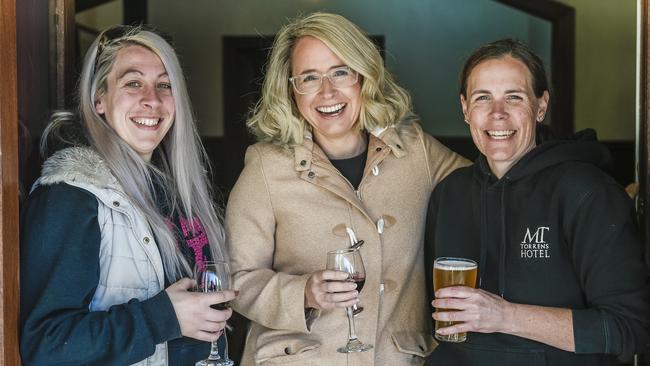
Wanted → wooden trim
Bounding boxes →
[496,0,576,138]
[496,0,573,20]
[49,0,75,110]
[0,0,21,363]
[549,6,576,138]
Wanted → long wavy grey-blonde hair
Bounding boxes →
[42,25,226,281]
[247,12,414,148]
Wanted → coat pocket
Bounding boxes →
[391,331,438,358]
[254,331,321,365]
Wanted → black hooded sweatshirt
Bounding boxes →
[425,130,650,366]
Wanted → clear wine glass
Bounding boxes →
[194,261,235,366]
[326,248,373,353]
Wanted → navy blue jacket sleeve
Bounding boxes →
[568,181,650,359]
[20,183,182,365]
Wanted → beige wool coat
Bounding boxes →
[226,121,469,365]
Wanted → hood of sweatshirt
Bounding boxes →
[471,129,612,296]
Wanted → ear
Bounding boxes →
[460,94,469,124]
[95,97,105,115]
[536,91,550,123]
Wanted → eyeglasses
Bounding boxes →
[289,66,359,95]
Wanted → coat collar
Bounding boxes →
[38,146,120,189]
[293,126,407,171]
[370,126,407,159]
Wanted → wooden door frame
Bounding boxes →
[50,0,76,110]
[0,0,21,363]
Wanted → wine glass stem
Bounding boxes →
[208,339,222,360]
[346,307,360,342]
[223,330,231,361]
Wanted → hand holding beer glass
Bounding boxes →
[433,257,478,342]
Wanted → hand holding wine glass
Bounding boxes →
[193,261,236,366]
[165,278,235,342]
[304,269,359,310]
[326,248,373,353]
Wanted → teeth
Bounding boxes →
[487,130,515,139]
[132,118,160,126]
[316,103,345,114]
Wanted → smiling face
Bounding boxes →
[291,36,363,157]
[95,45,175,161]
[461,56,549,178]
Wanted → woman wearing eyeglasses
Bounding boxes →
[20,26,235,365]
[226,12,468,365]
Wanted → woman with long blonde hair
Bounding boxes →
[227,12,468,365]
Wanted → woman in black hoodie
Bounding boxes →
[425,39,650,366]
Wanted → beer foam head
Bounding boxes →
[434,258,477,270]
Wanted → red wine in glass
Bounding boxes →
[351,275,365,293]
[202,280,231,310]
[211,302,230,310]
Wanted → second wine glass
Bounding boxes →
[194,261,235,366]
[326,248,373,353]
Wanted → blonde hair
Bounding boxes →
[44,26,226,281]
[247,12,413,148]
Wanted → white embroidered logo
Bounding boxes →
[520,226,551,259]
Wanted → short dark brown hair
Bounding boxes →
[459,38,549,98]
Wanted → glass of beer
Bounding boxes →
[433,257,478,342]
